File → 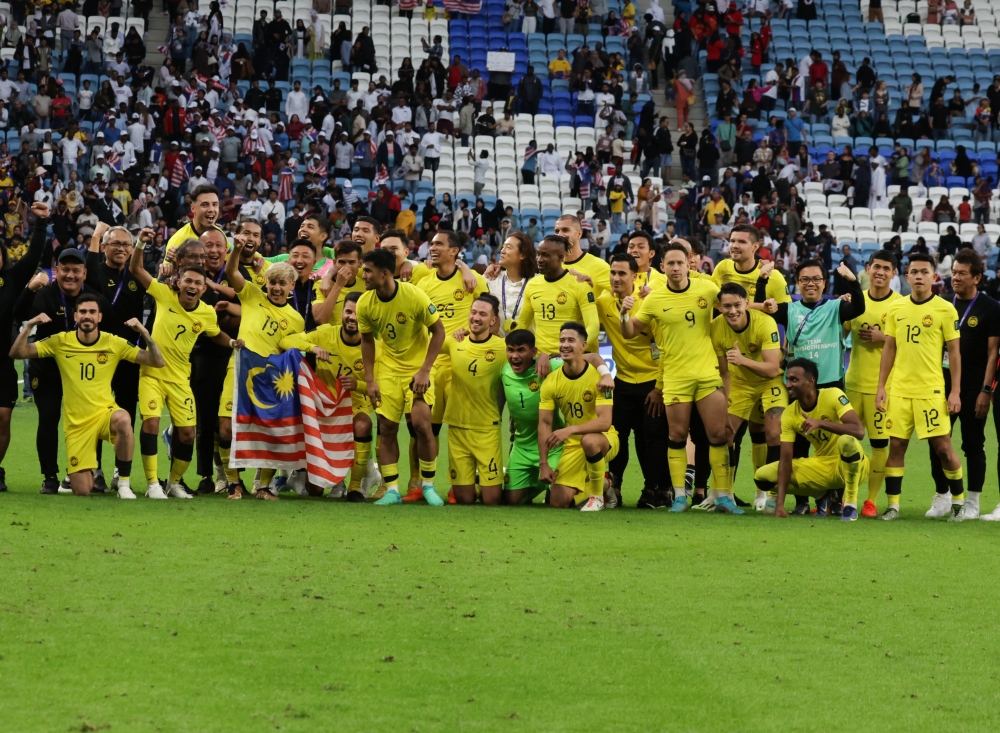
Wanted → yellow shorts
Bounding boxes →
[372,366,435,424]
[754,453,871,498]
[552,429,620,493]
[219,362,236,418]
[729,377,788,422]
[65,405,121,474]
[139,376,197,426]
[448,426,503,486]
[845,390,888,439]
[662,375,723,405]
[351,392,374,419]
[429,362,452,424]
[886,395,950,440]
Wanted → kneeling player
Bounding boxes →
[754,359,869,521]
[11,297,166,497]
[538,322,619,511]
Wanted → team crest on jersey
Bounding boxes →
[922,315,934,327]
[881,313,887,324]
[484,350,496,362]
[353,359,364,372]
[279,319,288,330]
[528,379,539,392]
[96,352,108,364]
[254,273,266,285]
[69,456,79,467]
[450,469,457,480]
[748,344,759,353]
[454,289,465,300]
[969,316,979,327]
[128,280,137,291]
[556,292,568,305]
[885,418,893,429]
[31,378,38,389]
[0,277,4,287]
[190,322,202,333]
[396,312,408,324]
[582,390,594,403]
[148,399,158,411]
[670,395,680,404]
[503,472,510,484]
[747,284,757,296]
[697,297,708,309]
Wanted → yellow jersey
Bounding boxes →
[539,362,615,448]
[440,334,507,429]
[712,258,791,303]
[326,278,366,327]
[519,271,600,354]
[781,388,855,458]
[417,265,489,339]
[356,281,440,374]
[884,294,959,398]
[844,289,902,394]
[143,280,221,383]
[234,279,306,356]
[635,277,720,382]
[710,310,782,387]
[285,325,367,397]
[400,261,433,286]
[596,290,659,384]
[166,221,230,252]
[632,267,667,296]
[35,331,139,424]
[563,251,611,296]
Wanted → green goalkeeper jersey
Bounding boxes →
[502,358,564,456]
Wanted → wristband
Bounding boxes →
[229,339,236,348]
[597,365,611,377]
[136,240,146,250]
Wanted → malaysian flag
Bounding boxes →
[230,348,354,488]
[442,0,482,12]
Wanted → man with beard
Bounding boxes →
[167,185,228,250]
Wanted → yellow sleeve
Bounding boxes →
[235,278,263,303]
[312,279,326,305]
[758,314,781,351]
[518,282,535,331]
[473,272,489,297]
[831,389,854,420]
[356,294,375,335]
[202,309,221,338]
[711,261,726,288]
[146,279,169,302]
[114,336,141,364]
[414,288,441,328]
[33,334,59,359]
[578,285,600,352]
[278,330,315,352]
[780,407,798,444]
[635,292,655,324]
[942,302,960,341]
[768,270,792,303]
[884,303,899,340]
[710,318,728,357]
[539,372,556,411]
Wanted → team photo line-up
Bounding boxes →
[4,186,1000,520]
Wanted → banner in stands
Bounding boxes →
[487,52,517,73]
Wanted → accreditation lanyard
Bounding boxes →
[292,282,312,323]
[59,290,75,331]
[954,293,979,329]
[502,274,527,324]
[109,270,127,306]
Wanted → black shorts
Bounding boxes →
[0,357,17,409]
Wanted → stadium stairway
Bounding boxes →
[145,10,169,68]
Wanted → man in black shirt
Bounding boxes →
[930,96,951,141]
[930,250,1000,520]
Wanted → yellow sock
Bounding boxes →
[259,468,275,487]
[382,463,400,494]
[350,438,372,492]
[885,465,904,507]
[586,458,605,497]
[219,444,239,484]
[142,453,157,483]
[668,444,688,492]
[168,459,191,484]
[418,458,436,487]
[751,438,767,472]
[866,444,888,504]
[708,443,731,492]
[837,435,863,506]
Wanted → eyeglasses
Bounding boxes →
[797,276,825,284]
[105,240,133,248]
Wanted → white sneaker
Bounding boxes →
[166,482,193,499]
[327,480,346,499]
[963,493,981,520]
[117,485,137,499]
[926,492,951,518]
[580,495,604,512]
[753,490,767,511]
[288,469,309,496]
[145,483,168,499]
[58,475,72,494]
[110,468,119,491]
[980,503,1000,521]
[360,459,381,499]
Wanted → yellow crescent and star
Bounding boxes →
[245,365,297,409]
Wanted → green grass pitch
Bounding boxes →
[2,399,1000,732]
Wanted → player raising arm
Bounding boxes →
[11,297,165,497]
[538,322,619,511]
[755,359,869,520]
[876,253,965,521]
[130,228,242,499]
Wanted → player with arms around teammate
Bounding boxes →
[876,253,965,521]
[357,248,446,506]
[440,294,507,505]
[539,322,619,511]
[622,241,740,515]
[129,229,242,499]
[598,252,670,508]
[11,295,166,497]
[843,250,901,517]
[714,224,791,307]
[554,214,612,296]
[711,283,787,511]
[754,359,870,521]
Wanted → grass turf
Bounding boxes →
[2,400,1000,732]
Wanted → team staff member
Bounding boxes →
[519,235,600,360]
[285,239,328,331]
[313,240,365,327]
[755,359,870,521]
[554,214,612,296]
[876,253,965,521]
[16,247,110,494]
[928,250,1000,520]
[129,229,240,499]
[622,241,739,515]
[598,253,669,509]
[844,250,901,517]
[167,185,228,250]
[440,295,507,505]
[11,295,166,497]
[539,322,619,512]
[284,292,377,502]
[485,232,537,335]
[0,202,49,493]
[626,232,666,294]
[357,248,446,506]
[711,282,786,511]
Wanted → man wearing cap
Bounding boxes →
[114,131,137,175]
[128,112,147,166]
[16,244,112,494]
[188,165,210,191]
[89,151,112,186]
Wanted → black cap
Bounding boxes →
[58,248,87,264]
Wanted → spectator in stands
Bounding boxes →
[906,73,924,111]
[930,97,951,141]
[889,189,913,232]
[697,129,720,183]
[806,79,829,126]
[934,196,957,224]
